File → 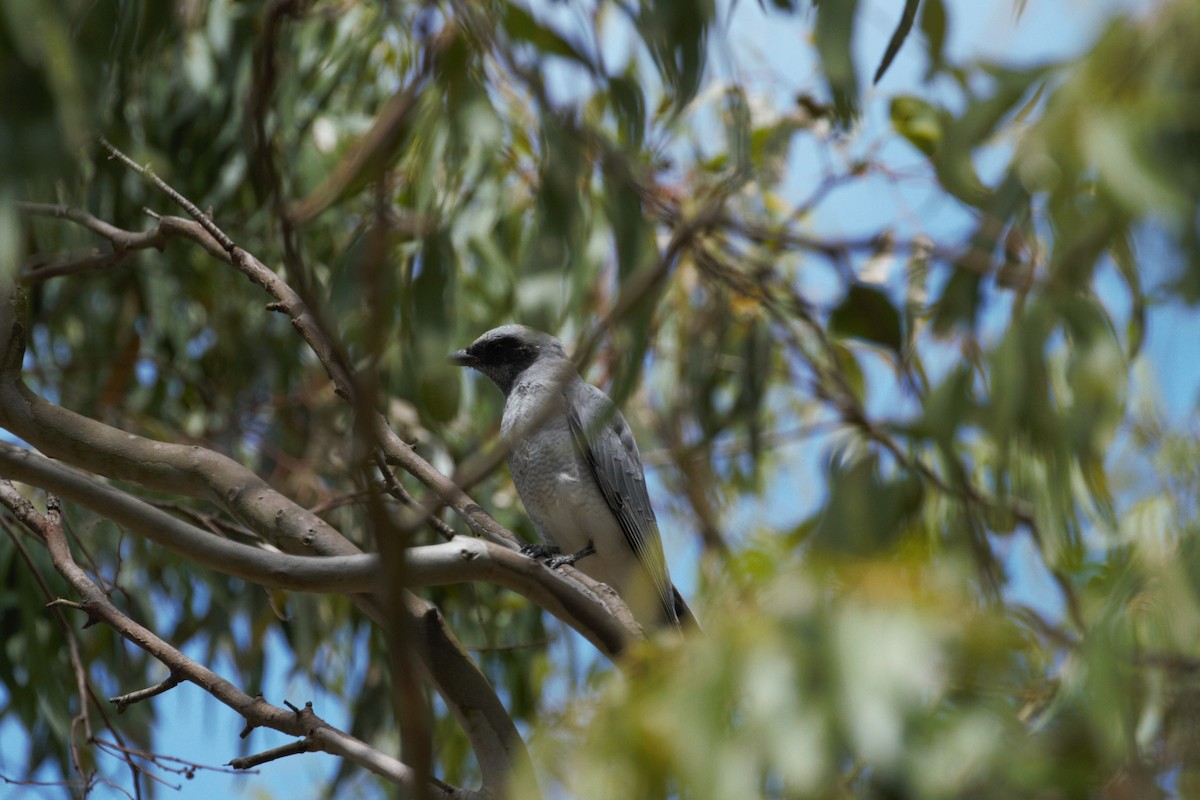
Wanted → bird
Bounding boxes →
[451,324,695,630]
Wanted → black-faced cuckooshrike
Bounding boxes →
[451,325,696,630]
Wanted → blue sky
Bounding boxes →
[4,0,1195,798]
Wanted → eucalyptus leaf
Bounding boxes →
[830,283,903,357]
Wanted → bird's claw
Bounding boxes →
[545,543,596,570]
[520,543,559,560]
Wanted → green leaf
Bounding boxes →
[1108,233,1144,357]
[920,0,947,79]
[903,237,932,354]
[830,283,903,355]
[933,69,1043,206]
[408,230,461,423]
[814,0,860,126]
[725,85,753,179]
[637,0,713,112]
[1059,294,1125,458]
[501,4,592,67]
[603,157,653,281]
[890,95,942,156]
[931,269,981,334]
[830,341,866,403]
[610,75,646,148]
[872,0,920,85]
[912,364,973,444]
[813,454,924,555]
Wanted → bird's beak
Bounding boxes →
[449,349,477,367]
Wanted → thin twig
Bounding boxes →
[228,739,315,770]
[98,138,239,256]
[109,672,185,713]
[92,737,249,778]
[373,452,456,542]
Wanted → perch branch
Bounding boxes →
[0,443,379,593]
[0,482,457,797]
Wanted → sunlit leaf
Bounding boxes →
[890,95,942,156]
[830,341,866,403]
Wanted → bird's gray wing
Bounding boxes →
[564,381,677,623]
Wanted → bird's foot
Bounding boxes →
[546,543,596,570]
[520,543,560,560]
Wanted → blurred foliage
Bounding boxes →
[0,0,1199,798]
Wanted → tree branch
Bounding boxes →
[0,284,362,561]
[20,115,686,793]
[17,189,545,792]
[109,672,184,714]
[405,537,636,654]
[0,442,633,655]
[0,442,379,593]
[19,156,638,630]
[286,25,458,225]
[0,482,459,797]
[227,739,315,770]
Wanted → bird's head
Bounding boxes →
[450,324,568,396]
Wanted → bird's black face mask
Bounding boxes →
[451,332,545,396]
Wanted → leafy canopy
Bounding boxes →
[1,0,1199,797]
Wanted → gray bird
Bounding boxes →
[451,324,695,630]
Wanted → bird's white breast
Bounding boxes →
[502,380,644,604]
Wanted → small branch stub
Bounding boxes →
[45,597,102,628]
[228,739,316,771]
[110,671,185,714]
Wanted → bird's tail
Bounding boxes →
[671,585,702,632]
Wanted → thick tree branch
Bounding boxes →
[17,187,642,655]
[0,442,632,655]
[86,142,530,562]
[20,117,689,793]
[0,483,460,798]
[406,537,636,653]
[0,285,361,561]
[17,186,544,791]
[0,442,379,593]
